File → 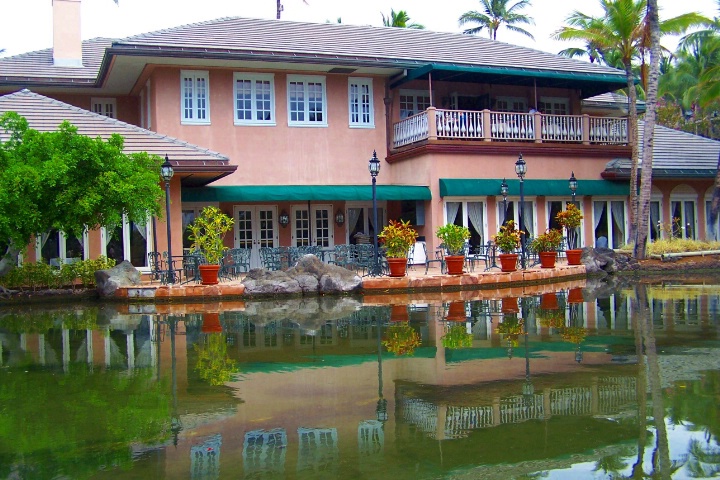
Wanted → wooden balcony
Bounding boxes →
[392,107,628,150]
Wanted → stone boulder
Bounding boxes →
[581,247,637,275]
[95,260,142,296]
[242,255,361,296]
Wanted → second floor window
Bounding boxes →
[287,75,327,126]
[539,97,569,115]
[349,78,374,127]
[91,98,116,118]
[181,70,210,124]
[234,73,275,125]
[399,91,431,119]
[495,96,527,113]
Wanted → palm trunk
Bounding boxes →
[627,62,639,245]
[710,153,720,233]
[634,0,661,260]
[276,0,282,19]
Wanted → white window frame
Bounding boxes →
[35,230,89,266]
[348,77,374,128]
[495,96,527,113]
[592,199,628,248]
[233,73,276,126]
[101,215,153,272]
[442,198,488,247]
[399,89,431,119]
[287,74,327,127]
[180,70,210,125]
[538,96,570,115]
[91,97,116,118]
[291,204,334,248]
[496,197,537,239]
[546,198,585,247]
[670,196,698,240]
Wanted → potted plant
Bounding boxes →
[441,323,473,349]
[378,219,418,277]
[187,206,235,285]
[382,322,421,356]
[555,204,584,265]
[435,223,470,275]
[493,220,522,272]
[530,228,563,268]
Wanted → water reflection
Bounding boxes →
[1,282,720,478]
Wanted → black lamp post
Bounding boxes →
[569,171,578,202]
[515,154,527,269]
[368,150,383,277]
[500,178,508,223]
[160,155,175,284]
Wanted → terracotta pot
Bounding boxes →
[568,287,584,304]
[539,251,557,268]
[445,255,465,275]
[387,257,408,277]
[199,264,221,285]
[498,253,518,272]
[201,312,222,333]
[501,296,519,313]
[566,249,582,266]
[390,304,409,322]
[540,292,559,310]
[445,301,466,322]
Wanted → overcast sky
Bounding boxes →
[1,0,718,58]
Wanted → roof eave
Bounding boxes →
[602,168,718,180]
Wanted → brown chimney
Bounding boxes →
[52,0,83,67]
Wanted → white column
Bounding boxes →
[127,331,135,371]
[86,329,93,368]
[39,334,46,365]
[62,328,70,372]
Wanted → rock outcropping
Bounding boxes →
[242,254,362,296]
[581,247,638,276]
[95,260,142,296]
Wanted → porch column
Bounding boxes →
[534,111,542,143]
[582,115,590,145]
[86,329,93,367]
[427,107,438,141]
[482,109,492,141]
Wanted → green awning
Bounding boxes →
[439,178,629,197]
[182,185,432,202]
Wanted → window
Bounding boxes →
[538,97,569,115]
[36,229,88,266]
[399,90,431,119]
[670,185,697,239]
[495,96,527,113]
[101,216,152,270]
[706,187,719,241]
[287,75,327,126]
[348,78,374,127]
[445,201,487,250]
[592,200,626,248]
[181,70,210,124]
[234,73,275,125]
[292,205,332,247]
[91,98,116,118]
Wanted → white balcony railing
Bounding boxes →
[392,108,629,149]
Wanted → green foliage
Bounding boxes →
[0,112,163,260]
[530,228,564,253]
[436,223,471,255]
[187,206,235,264]
[459,0,534,41]
[378,219,419,258]
[382,322,421,356]
[441,323,473,349]
[381,9,425,29]
[493,220,522,253]
[0,256,115,290]
[194,333,239,386]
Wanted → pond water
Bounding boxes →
[1,281,720,479]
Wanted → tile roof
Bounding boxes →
[0,38,113,85]
[604,121,720,178]
[1,17,626,86]
[0,89,235,184]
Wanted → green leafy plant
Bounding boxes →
[441,323,473,349]
[493,220,522,254]
[0,256,115,291]
[378,219,419,258]
[555,204,583,249]
[187,206,235,264]
[530,228,563,253]
[382,322,421,356]
[435,223,470,255]
[194,333,239,386]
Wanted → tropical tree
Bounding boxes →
[276,0,308,20]
[0,112,164,277]
[458,0,534,41]
[381,9,425,29]
[553,0,706,251]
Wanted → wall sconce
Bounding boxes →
[335,209,345,226]
[278,211,290,227]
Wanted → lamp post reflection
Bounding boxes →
[168,315,182,445]
[376,315,387,423]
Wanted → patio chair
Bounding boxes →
[259,247,283,271]
[328,244,352,269]
[225,247,251,278]
[423,242,445,274]
[147,251,164,283]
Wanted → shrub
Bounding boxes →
[493,220,522,254]
[378,220,419,258]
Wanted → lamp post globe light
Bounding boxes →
[569,171,578,202]
[500,178,509,222]
[368,150,383,277]
[515,154,526,269]
[161,155,175,284]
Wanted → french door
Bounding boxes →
[291,205,333,248]
[234,205,278,268]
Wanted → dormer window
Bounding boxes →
[91,98,116,118]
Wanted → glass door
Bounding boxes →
[234,205,278,268]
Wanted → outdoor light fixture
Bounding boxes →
[278,211,290,227]
[569,171,578,201]
[515,154,526,269]
[335,209,345,227]
[161,155,175,284]
[500,177,508,220]
[368,150,383,277]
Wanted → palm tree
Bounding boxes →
[381,9,425,29]
[276,0,308,20]
[553,1,706,252]
[458,0,534,41]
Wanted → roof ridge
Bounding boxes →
[3,89,229,160]
[639,120,720,144]
[0,37,116,62]
[122,16,243,41]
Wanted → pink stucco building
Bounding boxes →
[1,0,719,273]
